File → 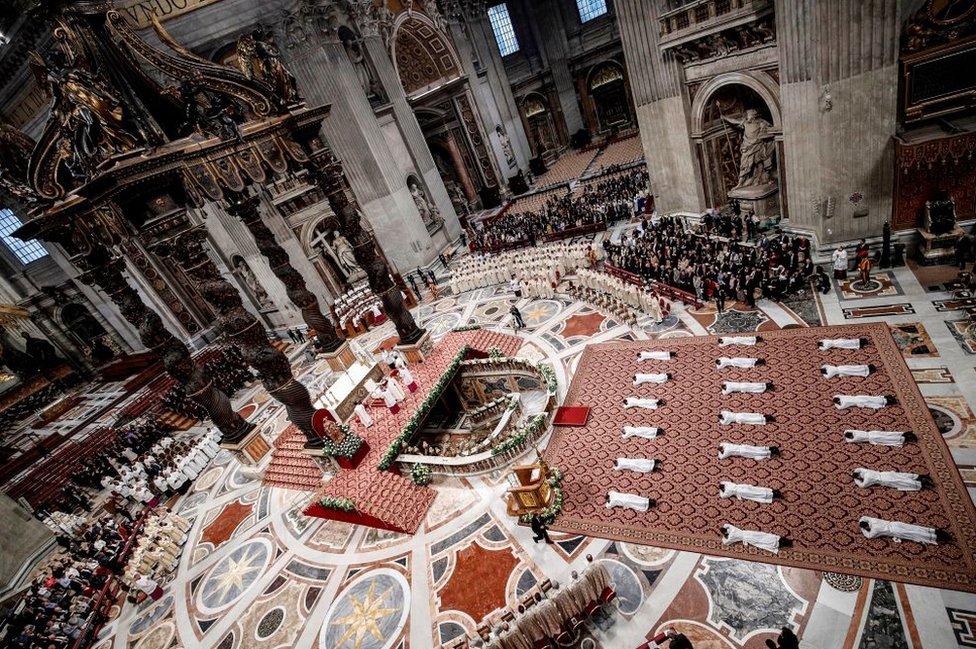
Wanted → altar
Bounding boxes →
[314,359,385,423]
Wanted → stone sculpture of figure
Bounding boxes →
[496,125,516,168]
[722,109,776,189]
[235,259,274,310]
[410,181,440,227]
[237,25,300,103]
[331,231,361,275]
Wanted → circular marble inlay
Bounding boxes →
[601,559,644,615]
[659,330,693,339]
[850,279,882,293]
[424,312,462,337]
[619,543,676,567]
[134,620,175,649]
[129,595,173,636]
[178,492,208,513]
[520,300,562,327]
[257,607,285,640]
[321,569,410,649]
[823,572,863,592]
[193,467,223,492]
[928,406,960,438]
[198,539,271,614]
[212,449,234,466]
[642,314,680,334]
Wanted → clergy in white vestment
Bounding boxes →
[844,429,915,446]
[719,410,768,425]
[614,458,656,473]
[633,372,670,386]
[622,426,660,439]
[718,442,779,459]
[822,364,873,378]
[718,336,761,347]
[399,366,418,392]
[624,397,661,409]
[605,491,654,511]
[381,388,400,414]
[852,468,928,491]
[719,481,776,503]
[638,350,672,361]
[834,395,894,409]
[819,337,866,350]
[720,523,786,553]
[354,402,373,428]
[722,381,771,394]
[387,377,406,402]
[716,357,762,369]
[858,516,945,544]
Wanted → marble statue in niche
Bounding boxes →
[340,28,383,103]
[235,257,274,310]
[721,109,776,189]
[330,231,362,277]
[409,177,442,229]
[496,125,517,168]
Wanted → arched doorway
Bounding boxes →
[693,79,780,209]
[522,93,558,158]
[588,62,632,133]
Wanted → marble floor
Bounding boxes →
[94,225,976,649]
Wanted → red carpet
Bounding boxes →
[543,323,976,593]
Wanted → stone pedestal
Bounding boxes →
[918,226,963,266]
[220,425,273,466]
[321,341,357,372]
[396,329,435,363]
[728,183,780,220]
[300,447,338,473]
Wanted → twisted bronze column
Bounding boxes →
[225,192,343,352]
[155,228,340,446]
[306,152,426,345]
[78,254,254,442]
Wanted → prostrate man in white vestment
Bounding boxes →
[858,516,949,544]
[719,410,769,425]
[623,397,662,410]
[720,523,790,553]
[716,357,763,369]
[622,426,660,439]
[719,481,779,503]
[852,468,930,491]
[834,395,896,409]
[845,429,916,446]
[614,457,656,473]
[819,337,867,350]
[718,443,780,459]
[722,381,772,394]
[822,364,874,378]
[633,372,670,385]
[638,350,672,361]
[719,335,761,347]
[605,491,655,511]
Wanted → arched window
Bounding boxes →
[488,4,520,56]
[576,0,608,22]
[0,207,47,264]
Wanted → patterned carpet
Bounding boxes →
[543,323,976,592]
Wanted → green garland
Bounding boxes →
[536,361,558,394]
[520,467,564,524]
[378,345,471,471]
[319,425,365,459]
[409,463,432,486]
[488,346,503,359]
[491,413,548,456]
[452,324,483,332]
[317,496,356,512]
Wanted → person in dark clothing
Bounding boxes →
[510,304,526,329]
[956,235,971,270]
[715,289,725,315]
[664,629,694,649]
[459,230,467,246]
[765,627,799,649]
[529,514,553,544]
[439,253,448,269]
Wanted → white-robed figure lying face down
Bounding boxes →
[622,425,660,439]
[637,350,672,361]
[624,397,662,410]
[720,523,790,553]
[852,468,930,491]
[858,516,949,545]
[633,372,670,386]
[818,337,867,350]
[715,357,764,370]
[614,457,656,473]
[719,481,779,503]
[719,410,770,425]
[844,429,916,446]
[719,335,761,347]
[822,364,874,378]
[718,442,780,459]
[605,490,655,511]
[722,381,772,395]
[833,394,896,410]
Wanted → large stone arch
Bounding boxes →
[390,12,463,99]
[690,71,782,137]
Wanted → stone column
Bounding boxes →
[307,150,426,347]
[225,191,343,353]
[77,254,254,442]
[155,227,340,447]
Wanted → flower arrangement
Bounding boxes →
[536,362,558,394]
[452,324,483,332]
[409,463,432,486]
[317,496,355,512]
[492,413,548,455]
[319,425,365,459]
[378,345,471,471]
[520,466,564,524]
[506,395,519,411]
[488,346,504,359]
